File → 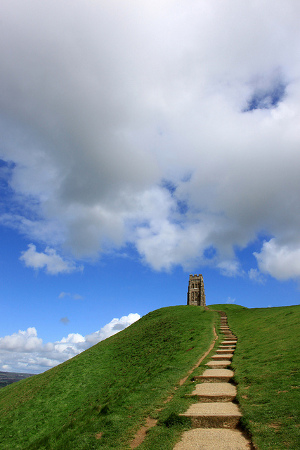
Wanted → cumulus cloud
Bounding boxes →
[20,244,83,275]
[0,313,140,373]
[85,313,141,346]
[254,239,300,280]
[1,1,300,279]
[0,327,43,352]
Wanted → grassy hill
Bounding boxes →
[0,306,216,449]
[0,304,299,449]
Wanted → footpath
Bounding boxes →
[174,312,252,449]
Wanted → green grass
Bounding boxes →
[1,303,299,449]
[138,331,222,450]
[210,303,300,449]
[0,306,216,449]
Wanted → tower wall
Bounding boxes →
[187,274,206,306]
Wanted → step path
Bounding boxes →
[173,312,251,449]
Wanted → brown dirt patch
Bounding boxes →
[130,417,158,449]
[268,423,281,430]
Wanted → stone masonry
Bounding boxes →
[187,274,206,307]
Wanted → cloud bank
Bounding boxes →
[1,1,300,279]
[0,313,140,373]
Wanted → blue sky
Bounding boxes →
[0,0,300,373]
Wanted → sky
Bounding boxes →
[0,0,300,374]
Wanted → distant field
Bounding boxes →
[210,303,300,449]
[0,306,215,449]
[0,371,34,389]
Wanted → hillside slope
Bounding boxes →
[0,306,216,449]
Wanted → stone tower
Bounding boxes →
[187,274,206,306]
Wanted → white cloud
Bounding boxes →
[226,297,236,304]
[85,313,141,346]
[248,268,266,284]
[0,313,140,373]
[59,292,83,300]
[1,1,300,278]
[254,239,300,280]
[217,260,242,278]
[20,244,83,275]
[0,327,42,352]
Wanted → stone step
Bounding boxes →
[187,382,236,402]
[194,368,234,382]
[218,347,235,354]
[211,354,233,361]
[220,342,236,345]
[206,360,231,369]
[180,402,242,428]
[173,429,251,449]
[173,312,250,448]
[216,349,234,354]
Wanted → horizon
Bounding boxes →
[1,302,299,377]
[1,0,300,374]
